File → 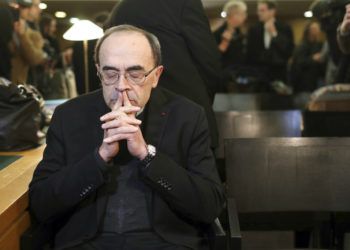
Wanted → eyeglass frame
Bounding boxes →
[97,65,159,86]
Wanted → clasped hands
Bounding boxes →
[98,92,148,163]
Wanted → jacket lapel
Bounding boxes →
[91,91,111,225]
[92,90,110,147]
[144,87,171,147]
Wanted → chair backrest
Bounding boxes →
[213,93,295,112]
[302,111,350,137]
[225,137,350,213]
[215,111,302,159]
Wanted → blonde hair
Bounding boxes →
[223,0,247,15]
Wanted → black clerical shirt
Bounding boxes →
[101,111,152,234]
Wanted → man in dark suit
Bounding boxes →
[105,0,222,149]
[29,25,224,250]
[246,0,294,91]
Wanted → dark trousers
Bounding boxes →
[64,232,194,250]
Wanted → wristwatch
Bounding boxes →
[140,144,156,168]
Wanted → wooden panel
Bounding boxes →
[215,111,302,159]
[0,194,28,237]
[0,211,30,250]
[0,146,45,249]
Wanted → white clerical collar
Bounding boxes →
[136,107,144,117]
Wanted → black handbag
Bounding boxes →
[0,78,43,151]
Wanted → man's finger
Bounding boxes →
[101,117,142,129]
[103,132,136,143]
[123,91,132,107]
[106,125,139,136]
[100,107,140,121]
[113,92,123,111]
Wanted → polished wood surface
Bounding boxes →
[215,110,302,159]
[0,145,45,250]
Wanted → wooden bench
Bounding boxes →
[215,110,302,159]
[224,138,350,249]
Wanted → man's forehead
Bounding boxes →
[99,31,153,63]
[104,31,148,47]
[258,3,268,9]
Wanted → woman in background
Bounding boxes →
[214,0,247,69]
[290,21,325,93]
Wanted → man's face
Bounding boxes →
[257,3,275,22]
[97,31,163,110]
[29,0,41,22]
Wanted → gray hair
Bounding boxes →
[94,24,162,67]
[223,0,247,15]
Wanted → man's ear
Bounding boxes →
[152,66,164,88]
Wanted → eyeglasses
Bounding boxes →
[98,66,158,86]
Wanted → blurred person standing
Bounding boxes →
[337,3,350,84]
[337,4,350,54]
[106,0,222,149]
[10,0,46,84]
[37,12,74,99]
[0,2,14,79]
[26,0,41,30]
[25,0,49,86]
[213,0,248,91]
[290,21,325,93]
[246,0,294,92]
[214,0,247,69]
[39,12,60,63]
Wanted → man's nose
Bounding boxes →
[115,74,130,91]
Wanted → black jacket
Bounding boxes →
[247,21,294,82]
[29,88,224,250]
[106,0,222,148]
[213,23,247,68]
